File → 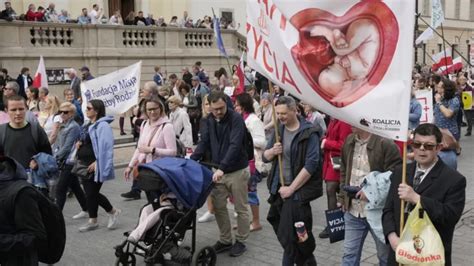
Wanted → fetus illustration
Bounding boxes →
[313,19,380,99]
[289,1,399,107]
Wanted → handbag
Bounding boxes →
[71,160,92,179]
[440,128,457,151]
[396,202,445,265]
[325,208,345,243]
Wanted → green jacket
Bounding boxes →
[338,133,401,210]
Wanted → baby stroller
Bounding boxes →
[114,157,217,266]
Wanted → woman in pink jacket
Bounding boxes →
[124,96,177,202]
[319,118,352,238]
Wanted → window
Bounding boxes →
[221,11,233,25]
[455,0,461,19]
[471,0,474,20]
[438,43,443,52]
[452,44,459,58]
[423,0,430,16]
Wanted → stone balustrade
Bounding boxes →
[0,20,246,82]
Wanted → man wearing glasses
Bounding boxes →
[382,123,466,266]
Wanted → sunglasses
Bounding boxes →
[411,141,438,151]
[146,107,160,112]
[59,110,70,114]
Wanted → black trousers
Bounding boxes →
[55,164,88,211]
[190,115,200,144]
[82,178,113,218]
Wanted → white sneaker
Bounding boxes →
[107,209,122,229]
[234,212,238,218]
[72,211,88,220]
[198,211,215,223]
[78,222,99,232]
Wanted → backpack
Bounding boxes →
[4,181,66,264]
[0,122,40,153]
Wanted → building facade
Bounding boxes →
[417,0,474,66]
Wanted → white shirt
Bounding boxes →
[22,75,28,89]
[415,158,438,184]
[89,9,98,24]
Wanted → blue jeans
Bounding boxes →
[438,151,457,170]
[342,212,389,266]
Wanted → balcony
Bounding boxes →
[0,20,246,78]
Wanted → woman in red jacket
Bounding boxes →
[319,118,352,238]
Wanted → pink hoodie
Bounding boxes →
[128,116,177,167]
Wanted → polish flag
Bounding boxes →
[431,49,453,71]
[439,57,463,75]
[232,53,245,101]
[32,56,48,89]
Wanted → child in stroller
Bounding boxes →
[115,157,217,266]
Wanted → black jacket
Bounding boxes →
[0,157,47,266]
[191,109,249,173]
[382,159,466,266]
[16,74,33,99]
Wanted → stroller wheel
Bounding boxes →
[194,246,216,266]
[115,252,136,266]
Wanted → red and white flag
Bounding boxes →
[32,56,48,89]
[431,49,453,71]
[232,53,245,101]
[439,57,463,75]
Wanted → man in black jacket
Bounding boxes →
[382,123,466,266]
[0,156,47,265]
[191,90,250,257]
[263,96,322,266]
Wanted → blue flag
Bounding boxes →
[213,15,228,58]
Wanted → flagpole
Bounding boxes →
[399,141,408,266]
[418,16,471,67]
[268,81,285,187]
[440,23,449,77]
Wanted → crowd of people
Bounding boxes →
[0,55,470,265]
[0,2,240,29]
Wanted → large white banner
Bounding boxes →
[81,62,141,115]
[246,0,415,141]
[415,90,433,124]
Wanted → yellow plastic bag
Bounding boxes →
[396,202,445,265]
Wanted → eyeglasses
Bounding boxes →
[146,107,160,113]
[59,110,70,114]
[411,141,438,151]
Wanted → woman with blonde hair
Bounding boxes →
[167,95,193,148]
[38,95,62,144]
[124,97,177,202]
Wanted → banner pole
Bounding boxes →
[399,141,408,266]
[268,81,285,187]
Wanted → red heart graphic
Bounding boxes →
[290,0,399,107]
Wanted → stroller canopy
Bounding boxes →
[139,158,213,209]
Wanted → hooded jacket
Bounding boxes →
[89,116,115,183]
[0,157,47,265]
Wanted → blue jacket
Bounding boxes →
[191,109,249,173]
[263,117,322,202]
[54,119,80,162]
[31,152,59,188]
[89,116,115,182]
[361,170,392,243]
[409,97,422,130]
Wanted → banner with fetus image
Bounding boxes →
[246,0,415,141]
